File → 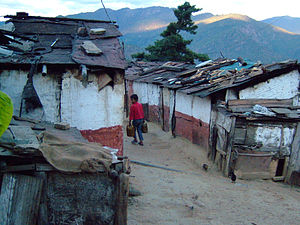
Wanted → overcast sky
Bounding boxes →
[0,0,299,21]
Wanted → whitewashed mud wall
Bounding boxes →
[0,70,27,116]
[175,92,211,124]
[0,69,124,130]
[174,92,211,149]
[147,83,160,106]
[61,73,124,130]
[131,82,161,122]
[132,82,160,106]
[1,69,125,154]
[254,125,295,155]
[0,70,59,122]
[239,70,299,99]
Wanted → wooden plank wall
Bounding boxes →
[0,173,43,225]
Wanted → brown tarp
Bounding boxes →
[39,131,112,173]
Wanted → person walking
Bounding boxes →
[129,94,145,146]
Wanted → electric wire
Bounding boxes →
[100,0,113,23]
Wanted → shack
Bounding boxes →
[0,12,127,154]
[0,119,130,225]
[125,59,300,184]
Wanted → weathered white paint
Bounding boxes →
[132,82,160,106]
[225,88,238,102]
[147,83,160,106]
[0,70,58,122]
[132,82,148,104]
[33,73,59,122]
[292,95,300,107]
[61,72,124,130]
[176,92,193,116]
[255,126,295,149]
[0,70,27,116]
[1,69,124,131]
[239,70,299,99]
[255,126,282,148]
[192,96,211,124]
[283,127,295,147]
[176,92,211,123]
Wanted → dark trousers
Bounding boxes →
[133,119,144,141]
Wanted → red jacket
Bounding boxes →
[129,102,144,120]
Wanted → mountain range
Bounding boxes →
[67,7,300,63]
[262,16,300,34]
[2,7,300,64]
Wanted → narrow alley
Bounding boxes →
[126,122,300,225]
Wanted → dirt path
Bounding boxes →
[125,122,300,225]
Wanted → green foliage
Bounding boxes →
[174,2,200,34]
[0,91,13,137]
[132,2,209,63]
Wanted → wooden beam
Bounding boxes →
[228,99,293,107]
[282,156,289,179]
[2,164,36,172]
[36,163,56,172]
[13,115,39,124]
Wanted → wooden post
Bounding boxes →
[211,126,218,161]
[0,173,43,225]
[114,173,129,225]
[160,87,164,130]
[285,122,300,183]
[224,117,236,176]
[36,172,49,225]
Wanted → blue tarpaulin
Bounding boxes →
[219,60,255,71]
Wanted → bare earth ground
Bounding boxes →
[125,122,300,225]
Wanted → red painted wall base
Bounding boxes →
[149,105,160,123]
[175,111,209,150]
[81,125,123,156]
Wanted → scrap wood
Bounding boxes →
[97,72,112,91]
[227,99,293,107]
[0,142,16,147]
[13,115,40,124]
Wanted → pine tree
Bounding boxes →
[132,2,209,63]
